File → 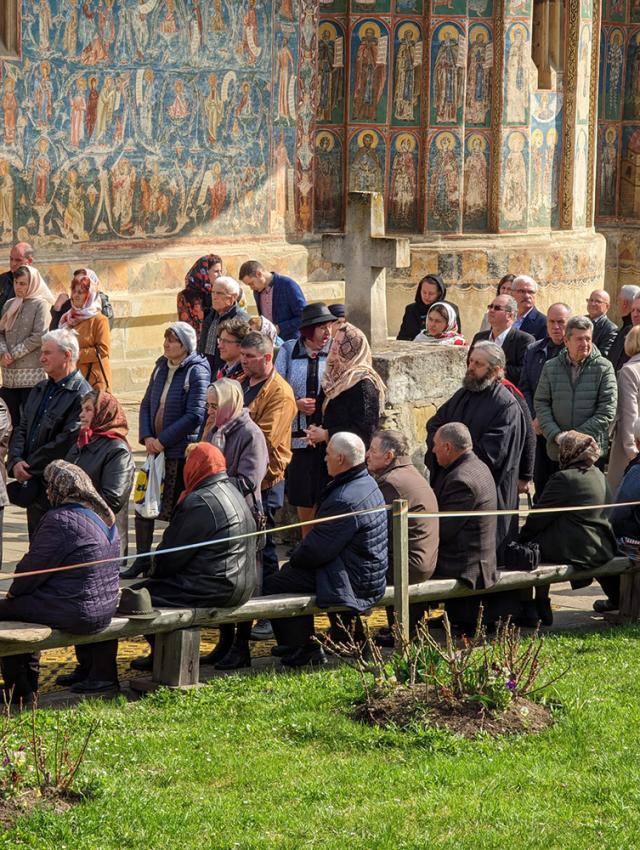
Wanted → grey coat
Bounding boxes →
[207,408,268,509]
[0,298,48,388]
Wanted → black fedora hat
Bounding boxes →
[116,587,160,620]
[300,302,337,328]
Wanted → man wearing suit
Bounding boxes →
[608,285,640,373]
[512,275,547,340]
[586,290,617,358]
[239,260,307,341]
[470,294,534,384]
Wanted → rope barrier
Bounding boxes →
[1,497,639,585]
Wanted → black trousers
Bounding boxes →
[74,640,119,682]
[0,387,32,433]
[533,436,559,502]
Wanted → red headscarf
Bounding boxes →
[77,391,130,449]
[179,443,226,503]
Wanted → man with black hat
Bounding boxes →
[396,273,462,341]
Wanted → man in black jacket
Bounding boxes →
[8,328,91,536]
[470,294,534,384]
[608,285,640,373]
[0,242,34,316]
[586,289,617,357]
[197,275,249,374]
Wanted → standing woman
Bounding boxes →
[59,268,112,392]
[0,265,53,429]
[479,273,516,333]
[397,273,462,340]
[176,253,223,343]
[123,321,210,578]
[276,303,335,532]
[306,322,386,452]
[201,378,268,669]
[608,326,640,493]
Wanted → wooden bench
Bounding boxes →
[0,554,634,689]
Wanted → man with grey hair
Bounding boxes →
[264,431,387,667]
[0,242,35,317]
[470,293,534,384]
[7,329,91,536]
[609,285,640,372]
[586,289,617,357]
[426,341,528,562]
[366,429,439,644]
[512,274,547,340]
[198,274,249,374]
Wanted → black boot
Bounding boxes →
[215,641,252,670]
[122,516,155,578]
[201,625,235,665]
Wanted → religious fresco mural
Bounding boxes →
[0,0,311,247]
[601,28,625,121]
[388,131,419,230]
[624,29,640,119]
[598,125,619,217]
[463,132,489,231]
[530,92,562,229]
[391,21,423,125]
[466,22,493,127]
[314,129,343,230]
[318,21,346,125]
[348,128,386,193]
[349,18,389,123]
[500,130,529,231]
[351,0,391,10]
[430,22,465,126]
[469,0,493,17]
[503,23,530,126]
[576,25,592,125]
[396,0,423,12]
[427,130,462,233]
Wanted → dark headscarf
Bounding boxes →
[77,391,130,449]
[44,460,115,527]
[559,431,600,471]
[414,273,447,309]
[185,254,220,296]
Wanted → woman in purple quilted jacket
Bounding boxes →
[0,460,120,705]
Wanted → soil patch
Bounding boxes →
[0,787,79,830]
[356,686,554,738]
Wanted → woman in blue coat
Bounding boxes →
[0,460,121,704]
[123,322,210,578]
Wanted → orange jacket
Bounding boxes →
[247,369,296,489]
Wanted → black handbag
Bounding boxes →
[7,478,42,508]
[503,541,541,572]
[237,475,267,552]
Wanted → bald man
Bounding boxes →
[586,289,617,357]
[0,242,34,316]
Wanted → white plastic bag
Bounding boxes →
[134,452,165,519]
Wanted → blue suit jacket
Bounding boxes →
[518,307,547,341]
[255,273,306,341]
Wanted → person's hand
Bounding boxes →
[53,292,68,310]
[144,437,164,455]
[297,397,316,416]
[305,425,328,446]
[554,431,566,446]
[0,353,13,367]
[532,417,542,436]
[13,461,32,482]
[518,480,531,495]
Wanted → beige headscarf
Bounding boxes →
[559,430,601,471]
[0,266,54,332]
[204,378,244,444]
[321,322,386,414]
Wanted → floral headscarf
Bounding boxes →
[44,459,115,527]
[205,378,244,447]
[250,315,279,345]
[414,302,466,346]
[185,255,220,295]
[559,430,601,471]
[77,391,130,449]
[60,268,102,328]
[0,266,54,332]
[321,322,386,414]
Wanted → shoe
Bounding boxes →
[130,654,153,672]
[250,619,274,641]
[71,679,119,694]
[374,631,395,648]
[270,644,293,657]
[514,601,540,628]
[280,645,327,668]
[120,561,147,580]
[214,645,251,670]
[201,640,234,666]
[535,597,553,627]
[593,598,618,614]
[55,667,89,687]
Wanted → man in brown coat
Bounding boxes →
[367,429,438,643]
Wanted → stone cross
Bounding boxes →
[322,192,411,346]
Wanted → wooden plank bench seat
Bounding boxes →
[0,556,633,689]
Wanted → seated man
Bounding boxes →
[130,442,257,671]
[366,428,439,643]
[264,432,387,667]
[430,422,500,631]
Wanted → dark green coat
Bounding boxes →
[519,466,617,567]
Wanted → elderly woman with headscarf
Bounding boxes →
[176,253,223,342]
[129,442,257,673]
[517,430,618,626]
[58,268,112,392]
[414,302,466,345]
[0,265,53,429]
[0,460,121,704]
[305,322,386,451]
[123,321,210,579]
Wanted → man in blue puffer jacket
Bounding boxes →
[264,431,387,667]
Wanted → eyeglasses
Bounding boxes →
[218,336,240,345]
[206,402,218,410]
[487,304,506,311]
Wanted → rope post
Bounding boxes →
[392,498,409,647]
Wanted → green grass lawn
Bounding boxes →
[4,627,640,850]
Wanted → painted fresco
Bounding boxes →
[469,0,493,17]
[598,126,619,217]
[348,128,386,193]
[314,129,343,230]
[581,0,593,16]
[432,0,466,14]
[349,19,389,123]
[427,130,462,232]
[0,0,306,246]
[530,92,562,228]
[625,29,640,119]
[396,0,423,12]
[620,125,640,218]
[633,0,640,22]
[388,132,419,230]
[506,0,531,14]
[320,0,347,10]
[504,23,530,126]
[392,21,422,125]
[500,130,529,230]
[601,28,625,121]
[607,0,626,22]
[465,23,492,128]
[430,22,465,126]
[574,128,589,226]
[351,0,391,10]
[318,21,345,124]
[576,25,592,124]
[463,132,489,231]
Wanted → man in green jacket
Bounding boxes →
[534,315,618,484]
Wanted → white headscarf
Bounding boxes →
[0,266,54,332]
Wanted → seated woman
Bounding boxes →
[59,269,112,392]
[517,431,618,626]
[413,302,466,345]
[129,443,257,671]
[396,273,462,340]
[0,460,121,704]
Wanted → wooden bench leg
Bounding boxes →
[152,628,201,687]
[617,567,640,624]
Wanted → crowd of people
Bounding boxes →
[0,244,636,704]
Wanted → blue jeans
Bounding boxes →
[261,480,285,586]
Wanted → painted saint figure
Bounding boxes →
[168,80,189,121]
[350,132,383,192]
[505,27,529,124]
[318,28,343,123]
[501,132,527,225]
[466,30,491,125]
[130,0,153,60]
[207,163,227,222]
[607,31,623,117]
[434,32,462,124]
[463,136,488,222]
[352,26,386,121]
[63,6,78,54]
[394,28,420,122]
[94,76,117,142]
[314,133,341,228]
[111,158,136,233]
[70,77,88,147]
[63,170,88,240]
[37,0,54,51]
[33,139,52,206]
[243,0,261,66]
[600,128,617,215]
[276,36,295,119]
[529,129,544,217]
[86,76,99,138]
[429,133,459,229]
[0,161,14,237]
[2,78,17,146]
[34,62,54,130]
[389,137,417,227]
